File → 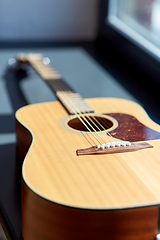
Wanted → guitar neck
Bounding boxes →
[26,54,94,115]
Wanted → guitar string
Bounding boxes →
[53,91,112,146]
[48,74,114,144]
[89,115,113,139]
[40,68,110,146]
[36,59,113,145]
[29,58,112,140]
[56,90,110,145]
[47,77,105,145]
[64,93,113,143]
[51,78,114,146]
[28,57,114,146]
[36,59,115,138]
[27,59,102,145]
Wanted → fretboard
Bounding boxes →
[25,54,94,115]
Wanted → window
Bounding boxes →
[108,0,160,60]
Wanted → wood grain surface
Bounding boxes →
[16,97,160,239]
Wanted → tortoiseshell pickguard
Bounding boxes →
[106,113,160,142]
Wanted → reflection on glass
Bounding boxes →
[108,0,160,59]
[117,0,160,48]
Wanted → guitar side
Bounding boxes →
[21,182,159,240]
[16,97,160,240]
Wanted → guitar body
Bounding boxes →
[16,97,160,240]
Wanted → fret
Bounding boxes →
[56,91,94,114]
[46,79,74,93]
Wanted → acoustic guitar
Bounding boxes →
[14,53,160,240]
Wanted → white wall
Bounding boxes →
[0,0,99,41]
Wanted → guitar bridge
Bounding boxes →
[76,142,153,156]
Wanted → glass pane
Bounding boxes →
[117,0,160,48]
[108,0,160,59]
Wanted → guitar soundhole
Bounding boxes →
[67,115,114,132]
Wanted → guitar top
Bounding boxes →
[16,83,160,210]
